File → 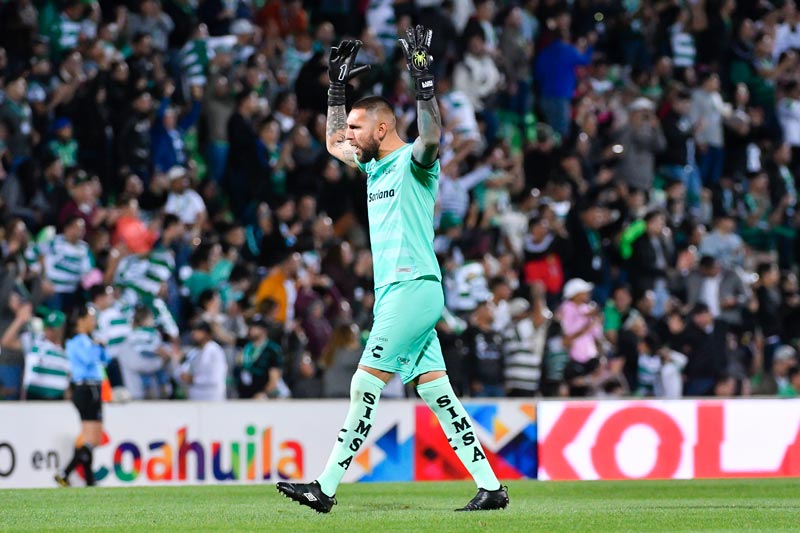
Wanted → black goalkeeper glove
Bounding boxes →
[399,25,435,101]
[327,39,370,106]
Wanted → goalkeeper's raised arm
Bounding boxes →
[325,39,369,168]
[400,25,442,167]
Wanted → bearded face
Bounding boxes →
[357,135,381,163]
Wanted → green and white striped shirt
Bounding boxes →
[23,336,70,400]
[119,288,180,340]
[181,38,209,86]
[671,25,695,69]
[126,327,163,360]
[115,247,175,297]
[95,303,133,359]
[57,14,82,54]
[26,235,92,294]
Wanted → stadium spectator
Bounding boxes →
[464,299,506,397]
[234,314,286,399]
[614,97,667,192]
[753,344,798,395]
[658,86,702,208]
[682,303,730,396]
[533,11,593,138]
[699,214,746,269]
[453,32,502,142]
[21,308,69,401]
[320,322,362,398]
[627,210,674,318]
[0,295,33,400]
[685,255,750,329]
[26,216,92,312]
[691,72,729,187]
[117,304,175,400]
[178,319,227,401]
[503,290,549,397]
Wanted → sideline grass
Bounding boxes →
[1,478,799,532]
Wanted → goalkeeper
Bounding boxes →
[277,25,509,513]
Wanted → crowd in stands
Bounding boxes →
[2,0,800,403]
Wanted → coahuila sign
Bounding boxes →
[538,399,800,480]
[98,426,303,483]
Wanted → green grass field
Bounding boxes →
[2,479,799,532]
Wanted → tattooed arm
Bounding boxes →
[412,97,441,166]
[400,26,440,166]
[326,40,368,168]
[326,104,357,168]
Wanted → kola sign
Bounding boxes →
[538,399,800,480]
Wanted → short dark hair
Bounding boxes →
[351,95,393,115]
[162,213,181,231]
[133,304,153,326]
[756,262,775,276]
[88,284,112,302]
[236,90,256,108]
[489,276,509,291]
[699,255,717,269]
[62,215,84,231]
[644,209,664,223]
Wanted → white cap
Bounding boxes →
[629,97,655,112]
[167,166,187,181]
[508,298,531,317]
[231,19,255,35]
[775,345,797,362]
[563,278,594,300]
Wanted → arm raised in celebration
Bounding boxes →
[400,25,441,166]
[325,40,369,168]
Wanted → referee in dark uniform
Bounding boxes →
[55,303,108,487]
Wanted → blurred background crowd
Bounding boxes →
[1,0,800,403]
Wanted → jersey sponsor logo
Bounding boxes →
[367,188,396,203]
[370,345,384,358]
[421,80,433,89]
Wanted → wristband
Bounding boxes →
[327,83,346,106]
[414,75,435,101]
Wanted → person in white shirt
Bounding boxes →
[179,320,227,401]
[773,1,800,60]
[163,166,207,230]
[777,80,800,177]
[453,33,501,114]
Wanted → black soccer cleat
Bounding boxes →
[276,480,337,514]
[455,485,509,511]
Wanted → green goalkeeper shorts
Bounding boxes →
[359,276,446,384]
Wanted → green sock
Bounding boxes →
[417,376,501,491]
[316,369,385,496]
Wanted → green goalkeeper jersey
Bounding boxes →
[355,143,441,289]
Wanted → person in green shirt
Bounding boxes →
[277,26,507,514]
[779,366,800,398]
[48,118,78,168]
[603,284,637,345]
[235,315,284,399]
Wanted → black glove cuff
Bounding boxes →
[327,83,346,106]
[414,75,435,100]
